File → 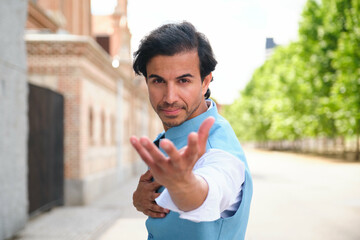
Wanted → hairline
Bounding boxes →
[144,49,207,82]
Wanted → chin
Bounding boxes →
[162,118,186,129]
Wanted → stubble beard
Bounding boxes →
[157,100,202,129]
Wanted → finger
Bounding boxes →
[150,181,162,191]
[130,136,156,167]
[197,117,215,155]
[152,192,162,200]
[140,170,153,182]
[149,203,170,214]
[160,139,182,165]
[182,132,199,165]
[178,145,187,155]
[144,210,167,218]
[140,137,168,164]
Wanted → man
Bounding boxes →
[130,21,252,240]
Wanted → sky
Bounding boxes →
[91,0,308,104]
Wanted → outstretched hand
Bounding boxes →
[130,117,215,189]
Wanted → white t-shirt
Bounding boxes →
[155,149,245,223]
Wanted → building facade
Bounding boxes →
[1,0,162,238]
[265,37,277,59]
[0,1,28,239]
[26,0,161,205]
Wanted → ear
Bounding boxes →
[202,73,212,96]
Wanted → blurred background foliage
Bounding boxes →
[223,0,360,159]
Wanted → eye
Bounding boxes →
[179,78,190,83]
[152,78,164,84]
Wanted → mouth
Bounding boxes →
[160,108,181,116]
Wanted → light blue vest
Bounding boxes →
[147,100,253,240]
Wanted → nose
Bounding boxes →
[163,83,178,104]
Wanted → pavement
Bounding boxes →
[14,175,147,240]
[13,148,360,240]
[245,148,360,240]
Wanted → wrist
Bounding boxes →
[166,174,209,212]
[166,173,197,194]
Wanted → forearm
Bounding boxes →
[130,118,216,213]
[166,173,208,212]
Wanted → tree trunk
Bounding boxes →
[340,136,346,159]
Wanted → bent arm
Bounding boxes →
[156,149,245,222]
[166,173,208,212]
[130,117,215,213]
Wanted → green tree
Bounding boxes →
[224,0,360,160]
[331,0,360,159]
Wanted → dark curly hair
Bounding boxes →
[133,21,217,99]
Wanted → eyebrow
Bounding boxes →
[176,74,194,79]
[147,73,194,79]
[148,74,163,79]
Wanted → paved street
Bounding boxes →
[95,177,148,240]
[100,148,360,240]
[14,173,147,240]
[245,148,360,240]
[15,148,360,240]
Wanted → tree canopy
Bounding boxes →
[223,0,360,159]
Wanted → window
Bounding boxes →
[101,111,106,145]
[89,108,93,144]
[111,115,116,144]
[96,35,110,54]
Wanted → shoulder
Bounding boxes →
[206,115,245,159]
[209,114,238,141]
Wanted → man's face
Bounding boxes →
[146,50,211,130]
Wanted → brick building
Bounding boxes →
[1,1,163,237]
[26,0,162,207]
[0,1,28,239]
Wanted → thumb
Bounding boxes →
[198,117,215,156]
[140,170,153,181]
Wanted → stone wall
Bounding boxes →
[0,0,28,239]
